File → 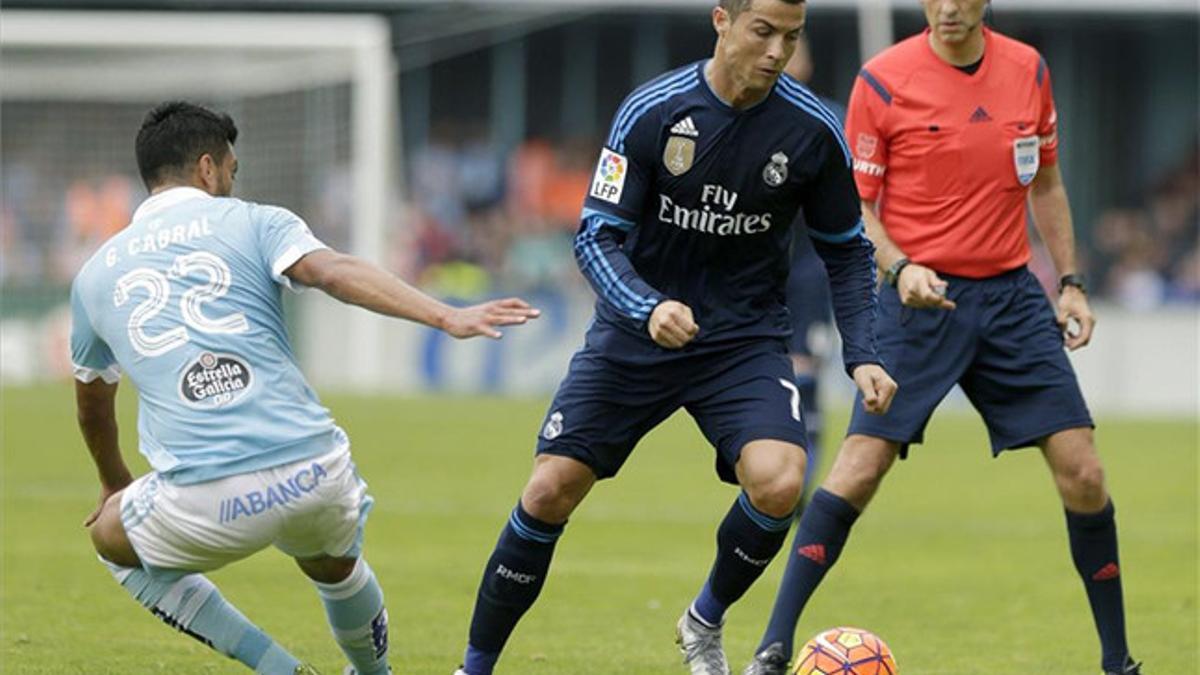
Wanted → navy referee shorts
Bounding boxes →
[848,266,1093,456]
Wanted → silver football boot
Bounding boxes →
[675,609,731,675]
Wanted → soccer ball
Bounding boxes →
[792,626,898,675]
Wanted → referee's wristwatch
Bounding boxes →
[1058,273,1088,295]
[884,257,911,287]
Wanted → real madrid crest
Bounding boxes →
[763,152,788,187]
[663,136,696,177]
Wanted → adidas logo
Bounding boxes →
[1092,562,1120,581]
[670,116,699,138]
[968,106,992,123]
[797,543,827,566]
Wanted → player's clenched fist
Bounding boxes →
[648,300,699,349]
[444,298,541,339]
[852,363,898,415]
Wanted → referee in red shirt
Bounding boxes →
[745,2,1141,674]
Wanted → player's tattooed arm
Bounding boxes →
[861,200,956,310]
[75,379,132,525]
[285,249,539,339]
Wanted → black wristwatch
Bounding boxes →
[884,258,911,287]
[1058,273,1088,295]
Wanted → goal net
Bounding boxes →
[0,10,396,388]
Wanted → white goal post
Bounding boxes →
[1,10,397,389]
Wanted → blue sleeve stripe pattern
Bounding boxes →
[776,78,852,166]
[809,218,866,244]
[581,207,634,231]
[609,69,702,152]
[857,68,893,105]
[575,214,658,320]
[1036,56,1047,87]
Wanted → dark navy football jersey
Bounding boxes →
[576,60,878,371]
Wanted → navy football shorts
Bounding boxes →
[848,266,1093,456]
[535,338,810,484]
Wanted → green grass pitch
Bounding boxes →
[1,384,1195,673]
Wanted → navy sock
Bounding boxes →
[463,503,564,675]
[1066,500,1129,672]
[691,491,792,627]
[757,488,860,657]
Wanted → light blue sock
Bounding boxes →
[312,558,389,675]
[102,558,302,674]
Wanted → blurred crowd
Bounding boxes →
[3,130,1197,311]
[1,164,139,287]
[1089,152,1200,308]
[392,124,596,298]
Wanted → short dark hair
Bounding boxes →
[719,0,804,18]
[135,101,238,190]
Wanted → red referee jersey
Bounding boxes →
[846,28,1059,278]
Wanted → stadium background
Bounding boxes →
[1,1,1197,673]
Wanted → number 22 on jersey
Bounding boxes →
[114,251,248,357]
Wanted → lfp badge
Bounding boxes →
[590,148,627,204]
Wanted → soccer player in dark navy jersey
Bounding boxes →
[454,1,897,673]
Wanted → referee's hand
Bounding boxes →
[852,364,898,415]
[898,264,957,310]
[1056,286,1096,351]
[649,300,699,349]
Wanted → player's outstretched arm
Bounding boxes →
[285,249,539,339]
[1030,164,1095,350]
[75,379,132,526]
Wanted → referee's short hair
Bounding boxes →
[720,0,805,18]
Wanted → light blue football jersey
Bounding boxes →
[70,187,343,485]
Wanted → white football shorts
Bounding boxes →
[120,441,373,571]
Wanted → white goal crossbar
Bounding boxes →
[1,10,397,389]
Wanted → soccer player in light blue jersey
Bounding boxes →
[72,101,540,675]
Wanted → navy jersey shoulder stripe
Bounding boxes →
[607,63,697,148]
[776,78,852,166]
[1036,56,1047,87]
[609,69,702,153]
[857,68,893,105]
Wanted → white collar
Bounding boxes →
[131,186,213,222]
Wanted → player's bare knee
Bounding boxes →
[296,555,358,584]
[1060,457,1108,509]
[521,476,578,523]
[825,435,895,507]
[521,456,594,522]
[746,473,804,518]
